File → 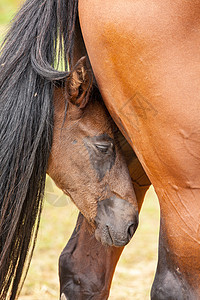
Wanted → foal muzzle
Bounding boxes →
[95,196,138,247]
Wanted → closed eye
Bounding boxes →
[95,143,111,154]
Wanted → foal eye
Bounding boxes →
[95,143,111,153]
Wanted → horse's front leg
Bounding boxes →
[59,213,123,300]
[151,225,196,300]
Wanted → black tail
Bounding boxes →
[0,0,78,298]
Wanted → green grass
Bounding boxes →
[0,0,21,24]
[0,0,22,42]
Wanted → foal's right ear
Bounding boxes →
[66,57,92,109]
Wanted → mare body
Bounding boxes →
[78,1,200,298]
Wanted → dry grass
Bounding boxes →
[19,180,160,300]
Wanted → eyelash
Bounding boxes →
[95,143,110,153]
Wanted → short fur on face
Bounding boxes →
[47,58,138,236]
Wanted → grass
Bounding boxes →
[0,0,21,24]
[1,7,160,299]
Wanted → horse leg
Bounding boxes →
[151,225,196,300]
[59,146,150,299]
[59,213,122,300]
[151,185,200,300]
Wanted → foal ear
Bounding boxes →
[66,57,92,109]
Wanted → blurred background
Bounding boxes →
[0,2,160,299]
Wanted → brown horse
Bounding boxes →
[47,58,139,247]
[48,59,144,299]
[77,1,200,298]
[49,60,149,299]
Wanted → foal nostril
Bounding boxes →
[127,223,137,241]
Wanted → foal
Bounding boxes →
[51,60,151,300]
[59,142,151,300]
[47,58,139,248]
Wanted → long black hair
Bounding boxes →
[0,0,78,298]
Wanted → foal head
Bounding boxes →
[47,58,138,247]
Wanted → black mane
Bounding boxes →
[0,0,78,298]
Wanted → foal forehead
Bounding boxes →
[83,99,114,127]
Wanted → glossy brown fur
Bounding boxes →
[77,1,200,298]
